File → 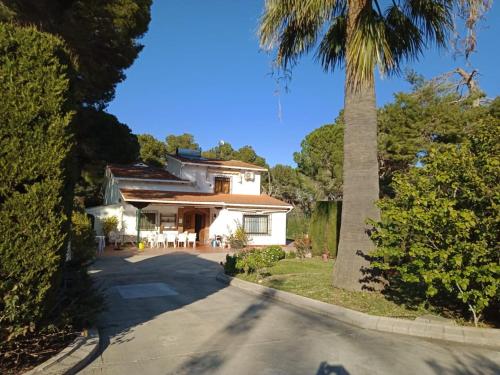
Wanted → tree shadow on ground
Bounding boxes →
[88,251,229,356]
[426,352,500,375]
[316,361,350,375]
[86,250,500,375]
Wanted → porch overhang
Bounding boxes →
[119,188,293,212]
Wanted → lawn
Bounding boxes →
[236,258,429,319]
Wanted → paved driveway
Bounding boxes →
[80,251,500,375]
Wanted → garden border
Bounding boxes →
[216,271,500,348]
[23,327,100,375]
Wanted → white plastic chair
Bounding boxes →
[177,232,187,247]
[187,232,197,248]
[147,233,157,248]
[156,233,166,248]
[166,232,177,248]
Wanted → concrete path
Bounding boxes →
[80,251,500,375]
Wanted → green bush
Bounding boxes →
[309,201,342,257]
[71,210,96,266]
[102,216,119,238]
[261,246,286,264]
[224,246,286,276]
[370,120,500,326]
[0,24,74,340]
[223,253,238,275]
[286,209,310,239]
[286,251,297,259]
[228,223,249,249]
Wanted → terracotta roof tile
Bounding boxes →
[119,188,292,208]
[108,164,186,181]
[167,154,267,171]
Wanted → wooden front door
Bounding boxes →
[182,208,209,244]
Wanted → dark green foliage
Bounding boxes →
[1,0,153,107]
[138,134,167,167]
[286,209,310,240]
[0,24,74,339]
[74,109,139,206]
[224,246,286,276]
[266,164,317,215]
[166,133,200,154]
[309,201,342,257]
[370,119,500,325]
[203,141,268,167]
[294,121,343,200]
[70,209,96,266]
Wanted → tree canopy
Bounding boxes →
[138,134,168,167]
[294,119,343,201]
[1,0,153,108]
[166,133,200,154]
[371,118,500,325]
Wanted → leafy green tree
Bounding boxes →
[138,134,168,167]
[266,164,317,215]
[166,133,200,154]
[73,109,139,206]
[370,119,500,326]
[259,0,453,291]
[1,0,153,107]
[202,142,236,160]
[377,76,489,195]
[0,24,74,339]
[234,145,267,167]
[294,122,343,200]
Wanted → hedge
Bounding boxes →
[309,201,342,257]
[0,24,74,340]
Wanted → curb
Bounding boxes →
[24,327,100,375]
[216,272,500,348]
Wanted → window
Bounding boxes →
[214,176,231,194]
[140,211,157,230]
[243,215,270,235]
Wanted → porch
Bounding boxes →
[97,243,233,258]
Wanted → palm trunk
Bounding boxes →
[332,0,380,291]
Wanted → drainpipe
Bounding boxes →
[136,208,142,245]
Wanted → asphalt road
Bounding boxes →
[79,251,500,375]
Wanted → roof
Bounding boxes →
[119,188,292,208]
[107,164,187,182]
[167,154,268,171]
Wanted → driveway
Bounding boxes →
[80,251,500,375]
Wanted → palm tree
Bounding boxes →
[259,0,452,290]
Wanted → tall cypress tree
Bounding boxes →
[0,23,74,339]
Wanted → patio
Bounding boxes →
[97,244,233,258]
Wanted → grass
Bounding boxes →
[236,258,429,319]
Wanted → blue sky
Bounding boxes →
[108,0,500,167]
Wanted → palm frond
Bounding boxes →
[259,0,338,69]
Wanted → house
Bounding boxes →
[86,149,293,246]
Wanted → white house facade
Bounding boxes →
[87,149,293,246]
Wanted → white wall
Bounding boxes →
[209,208,287,245]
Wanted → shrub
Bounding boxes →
[0,24,74,341]
[71,210,96,266]
[224,246,286,276]
[309,201,342,257]
[286,209,310,239]
[294,234,311,259]
[286,251,297,259]
[370,120,500,326]
[102,216,119,238]
[223,253,238,275]
[261,245,286,264]
[228,223,249,249]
